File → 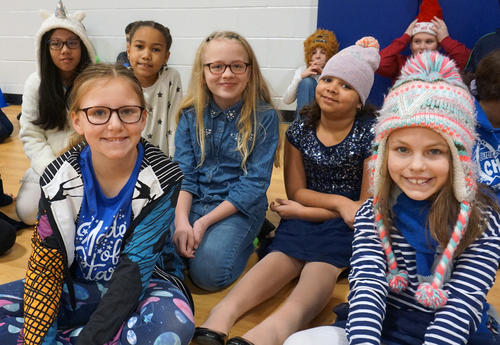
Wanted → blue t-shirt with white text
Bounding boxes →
[74,143,144,282]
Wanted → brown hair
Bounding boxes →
[300,99,377,129]
[129,21,172,52]
[377,142,499,256]
[177,31,280,170]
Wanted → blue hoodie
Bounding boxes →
[473,99,500,202]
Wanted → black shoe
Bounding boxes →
[0,211,28,231]
[257,218,275,241]
[192,327,227,345]
[0,218,16,255]
[226,336,255,345]
[0,178,12,206]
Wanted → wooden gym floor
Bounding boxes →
[0,105,498,342]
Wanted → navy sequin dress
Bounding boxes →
[267,114,375,267]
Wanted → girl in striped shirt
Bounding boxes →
[285,51,500,345]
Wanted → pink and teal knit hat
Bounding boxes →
[370,51,477,309]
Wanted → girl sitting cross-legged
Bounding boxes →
[0,64,195,345]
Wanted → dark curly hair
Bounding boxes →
[299,100,378,129]
[129,21,172,52]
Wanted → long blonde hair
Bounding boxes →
[177,31,279,170]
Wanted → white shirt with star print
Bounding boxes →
[142,66,183,158]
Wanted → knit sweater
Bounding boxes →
[346,198,500,345]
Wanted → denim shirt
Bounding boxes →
[174,99,279,225]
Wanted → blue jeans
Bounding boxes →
[188,204,264,291]
[295,77,317,121]
[0,278,194,344]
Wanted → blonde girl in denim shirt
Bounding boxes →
[173,31,280,292]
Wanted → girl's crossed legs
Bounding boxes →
[0,278,194,344]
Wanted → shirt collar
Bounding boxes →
[208,98,244,121]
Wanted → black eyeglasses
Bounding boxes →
[47,38,81,50]
[79,106,144,125]
[203,62,250,75]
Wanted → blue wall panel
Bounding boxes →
[317,0,500,106]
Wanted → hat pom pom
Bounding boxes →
[396,51,464,88]
[415,282,448,309]
[387,270,409,293]
[356,36,380,51]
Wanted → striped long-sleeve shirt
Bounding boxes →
[346,198,500,345]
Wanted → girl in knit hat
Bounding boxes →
[17,0,95,225]
[377,0,471,83]
[285,51,500,345]
[192,37,379,345]
[283,29,339,120]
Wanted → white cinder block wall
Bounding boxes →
[0,0,318,111]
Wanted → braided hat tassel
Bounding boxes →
[415,201,471,309]
[374,197,409,293]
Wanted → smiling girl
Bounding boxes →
[377,0,470,83]
[127,21,182,157]
[285,51,500,345]
[173,31,280,293]
[192,37,379,345]
[0,63,194,345]
[17,0,95,225]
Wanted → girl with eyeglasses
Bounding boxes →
[173,31,280,292]
[193,37,380,345]
[0,63,195,344]
[17,0,95,225]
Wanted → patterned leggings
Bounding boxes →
[0,278,194,344]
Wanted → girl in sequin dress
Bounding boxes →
[192,37,380,345]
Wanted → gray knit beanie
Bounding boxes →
[319,36,380,104]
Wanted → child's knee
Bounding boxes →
[298,76,317,93]
[15,192,38,225]
[188,256,236,291]
[16,172,41,225]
